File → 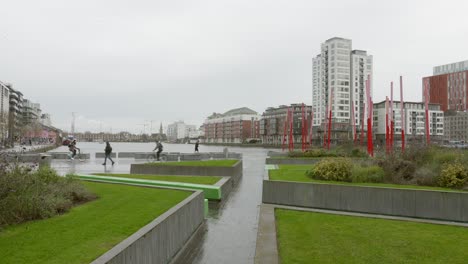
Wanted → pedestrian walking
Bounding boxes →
[195,140,200,153]
[102,141,115,165]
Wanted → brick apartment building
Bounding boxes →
[259,104,312,145]
[423,60,468,111]
[203,107,260,143]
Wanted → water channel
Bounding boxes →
[50,142,271,264]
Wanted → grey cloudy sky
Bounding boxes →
[1,0,467,134]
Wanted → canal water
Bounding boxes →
[50,142,271,264]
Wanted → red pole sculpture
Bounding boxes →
[370,98,374,156]
[282,107,290,151]
[400,76,405,153]
[360,101,365,146]
[390,81,394,153]
[385,96,389,154]
[327,88,333,150]
[424,80,430,146]
[301,103,308,151]
[351,100,357,143]
[289,107,294,151]
[323,104,328,149]
[366,76,374,157]
[309,108,314,147]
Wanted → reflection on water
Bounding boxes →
[50,142,275,264]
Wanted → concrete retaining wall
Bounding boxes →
[262,180,468,222]
[265,158,321,165]
[95,153,117,158]
[216,177,233,201]
[130,160,243,185]
[91,187,205,264]
[48,152,91,159]
[265,157,368,165]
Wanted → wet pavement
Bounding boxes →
[49,142,271,264]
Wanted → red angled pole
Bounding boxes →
[301,103,307,151]
[366,76,374,157]
[424,80,430,145]
[400,76,405,153]
[390,82,394,152]
[282,107,290,151]
[309,108,314,147]
[385,96,389,154]
[323,104,328,149]
[351,100,356,143]
[289,107,294,151]
[327,88,333,150]
[360,101,365,146]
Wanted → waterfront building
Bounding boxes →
[312,37,373,134]
[259,104,312,145]
[372,100,444,143]
[22,99,42,125]
[423,59,468,112]
[0,82,10,145]
[167,121,197,142]
[7,84,23,145]
[443,111,468,142]
[203,107,260,143]
[41,113,52,127]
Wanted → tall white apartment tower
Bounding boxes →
[312,37,373,132]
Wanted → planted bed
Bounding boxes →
[0,181,192,264]
[275,209,468,263]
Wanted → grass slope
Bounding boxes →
[269,165,465,192]
[148,159,238,167]
[276,209,468,264]
[0,181,190,264]
[93,173,222,185]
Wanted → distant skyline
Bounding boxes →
[1,0,467,133]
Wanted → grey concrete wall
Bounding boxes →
[267,151,288,157]
[118,152,137,158]
[130,160,243,185]
[265,158,321,165]
[48,152,91,159]
[95,153,117,158]
[216,177,233,201]
[265,157,367,165]
[262,180,468,222]
[91,190,205,264]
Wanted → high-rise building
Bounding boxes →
[312,37,373,137]
[423,60,468,112]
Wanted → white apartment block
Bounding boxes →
[167,121,196,141]
[373,101,444,137]
[312,37,373,131]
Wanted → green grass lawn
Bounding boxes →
[93,173,222,185]
[0,181,191,264]
[148,159,238,167]
[276,209,468,264]
[268,165,466,192]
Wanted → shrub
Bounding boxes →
[350,148,368,158]
[0,165,96,228]
[412,166,438,186]
[308,158,352,182]
[438,163,468,188]
[351,165,385,183]
[378,156,416,184]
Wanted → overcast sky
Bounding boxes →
[1,0,467,134]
